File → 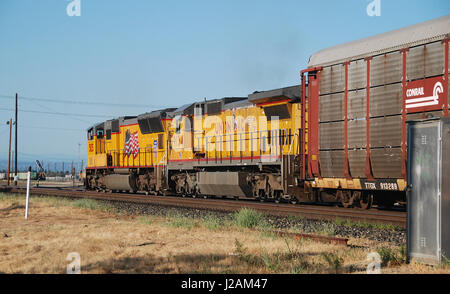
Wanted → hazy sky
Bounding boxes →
[0,0,448,164]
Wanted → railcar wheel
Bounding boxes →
[360,193,373,210]
[377,197,395,209]
[337,190,353,208]
[274,191,281,204]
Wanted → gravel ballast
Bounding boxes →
[102,199,406,246]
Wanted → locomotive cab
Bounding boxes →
[86,122,107,168]
[104,119,120,167]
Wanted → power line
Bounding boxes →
[20,125,82,132]
[0,107,115,118]
[26,97,92,124]
[0,94,169,109]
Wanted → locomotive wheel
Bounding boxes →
[274,191,282,204]
[259,190,266,202]
[181,184,188,197]
[359,193,373,210]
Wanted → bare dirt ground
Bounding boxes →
[0,194,448,274]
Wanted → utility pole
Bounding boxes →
[14,93,18,186]
[71,161,75,187]
[78,143,81,174]
[11,151,14,177]
[7,118,12,186]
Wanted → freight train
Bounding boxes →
[85,15,450,209]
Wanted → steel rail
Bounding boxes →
[2,186,406,228]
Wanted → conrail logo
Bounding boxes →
[405,77,445,113]
[406,82,443,108]
[406,87,425,97]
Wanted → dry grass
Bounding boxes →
[0,193,448,274]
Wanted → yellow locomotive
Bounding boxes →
[86,86,303,203]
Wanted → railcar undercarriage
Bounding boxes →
[86,167,406,209]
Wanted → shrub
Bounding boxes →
[377,247,403,267]
[232,208,264,229]
[321,252,344,274]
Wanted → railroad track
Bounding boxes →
[2,185,406,228]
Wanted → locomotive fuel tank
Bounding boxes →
[102,174,138,192]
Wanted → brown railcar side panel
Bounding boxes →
[319,93,344,122]
[319,121,344,150]
[369,83,403,117]
[365,58,374,180]
[406,111,443,121]
[319,65,345,95]
[348,149,366,178]
[348,59,366,91]
[348,119,366,148]
[319,150,345,178]
[344,62,350,179]
[370,51,402,87]
[371,148,402,178]
[370,115,402,148]
[407,41,444,80]
[348,89,366,119]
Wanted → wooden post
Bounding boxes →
[14,93,18,186]
[25,166,31,219]
[7,118,12,186]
